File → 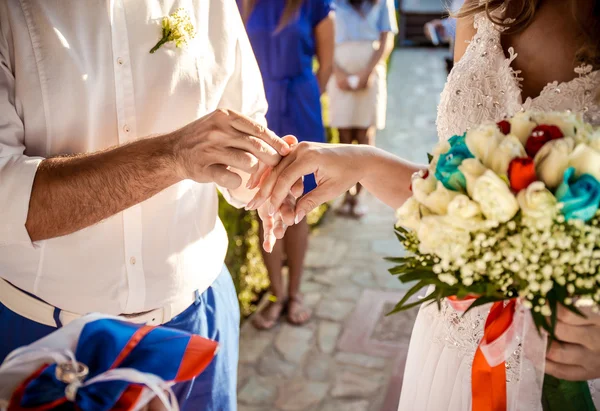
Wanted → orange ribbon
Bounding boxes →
[471,299,517,411]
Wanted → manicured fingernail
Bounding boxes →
[268,203,275,216]
[245,199,255,211]
[246,179,253,189]
[295,210,306,225]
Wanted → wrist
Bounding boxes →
[161,131,187,181]
[356,145,380,183]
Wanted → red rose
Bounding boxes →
[508,157,537,191]
[525,125,564,157]
[497,120,511,135]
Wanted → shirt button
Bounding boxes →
[123,124,130,133]
[117,57,124,65]
[130,257,136,265]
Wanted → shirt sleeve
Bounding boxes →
[378,0,399,34]
[0,26,43,247]
[216,4,269,209]
[311,0,334,28]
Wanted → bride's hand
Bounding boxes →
[545,304,600,380]
[246,142,374,223]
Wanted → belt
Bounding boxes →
[0,278,198,328]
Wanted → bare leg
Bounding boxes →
[252,224,286,330]
[336,128,355,215]
[348,126,376,217]
[283,219,311,325]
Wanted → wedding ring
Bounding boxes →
[55,361,89,384]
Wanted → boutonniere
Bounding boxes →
[150,8,197,54]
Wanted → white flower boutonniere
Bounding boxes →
[150,8,196,54]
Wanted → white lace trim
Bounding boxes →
[436,12,600,141]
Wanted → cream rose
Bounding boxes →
[417,215,471,261]
[458,158,488,197]
[418,181,461,215]
[395,197,422,231]
[588,129,600,152]
[509,112,537,145]
[472,170,519,223]
[412,173,437,204]
[488,135,527,176]
[446,195,487,232]
[568,143,600,181]
[534,137,575,189]
[517,181,558,229]
[465,124,504,167]
[430,140,451,171]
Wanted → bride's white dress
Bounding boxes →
[397,12,600,411]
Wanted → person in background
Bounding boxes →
[328,0,397,218]
[424,0,465,73]
[239,0,335,329]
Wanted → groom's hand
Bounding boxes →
[545,305,600,380]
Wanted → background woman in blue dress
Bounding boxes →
[239,0,335,329]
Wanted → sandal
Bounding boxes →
[252,296,286,330]
[286,295,312,326]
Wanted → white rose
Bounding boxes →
[412,173,437,204]
[430,140,451,170]
[488,135,527,176]
[417,215,471,261]
[472,170,519,223]
[418,181,461,215]
[458,158,488,197]
[509,112,537,145]
[532,112,583,138]
[533,137,575,189]
[517,181,558,229]
[465,124,504,166]
[588,129,600,152]
[568,144,600,181]
[446,195,487,232]
[395,197,422,231]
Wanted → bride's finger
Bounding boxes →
[294,181,341,223]
[291,177,304,198]
[247,151,298,210]
[268,158,316,212]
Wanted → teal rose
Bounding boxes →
[555,167,600,222]
[435,134,474,192]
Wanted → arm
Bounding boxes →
[314,13,335,94]
[453,0,477,62]
[247,143,423,221]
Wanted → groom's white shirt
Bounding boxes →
[0,0,267,315]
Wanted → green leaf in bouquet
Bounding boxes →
[393,279,434,311]
[395,226,409,235]
[542,374,596,411]
[427,153,433,163]
[462,295,504,315]
[394,232,407,243]
[397,268,436,283]
[389,265,411,275]
[387,291,438,315]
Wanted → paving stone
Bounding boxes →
[274,324,314,364]
[238,364,254,388]
[304,291,323,308]
[330,369,385,398]
[275,378,329,411]
[257,346,297,378]
[318,321,342,354]
[351,271,377,288]
[305,350,335,382]
[238,405,272,411]
[239,329,274,365]
[315,299,354,322]
[334,352,387,369]
[320,399,371,411]
[300,280,325,294]
[331,283,362,301]
[305,237,349,268]
[372,238,403,257]
[238,376,279,406]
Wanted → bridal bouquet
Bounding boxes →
[390,111,600,411]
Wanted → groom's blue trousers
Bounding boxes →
[0,266,239,411]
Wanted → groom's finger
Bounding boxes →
[269,161,316,212]
[248,152,298,210]
[280,194,297,226]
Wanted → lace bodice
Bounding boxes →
[432,12,600,400]
[437,13,600,141]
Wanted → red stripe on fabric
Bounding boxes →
[8,364,68,411]
[174,336,219,382]
[111,385,145,411]
[109,325,155,369]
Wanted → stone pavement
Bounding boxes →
[237,49,448,411]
